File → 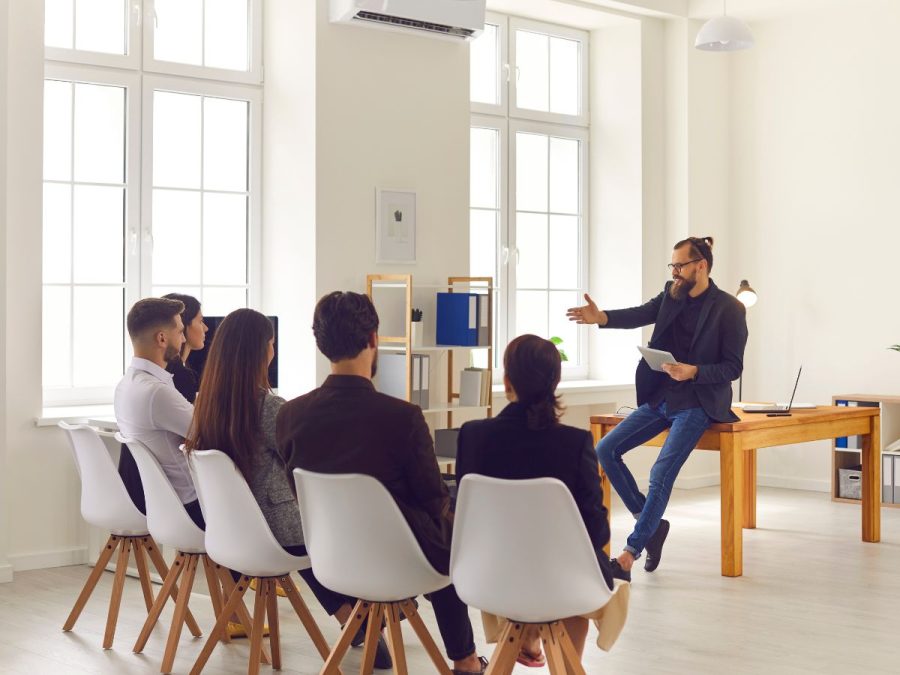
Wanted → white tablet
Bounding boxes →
[637,346,677,372]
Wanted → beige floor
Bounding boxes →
[1,486,899,675]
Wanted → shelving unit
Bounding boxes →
[831,394,900,508]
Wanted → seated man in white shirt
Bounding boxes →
[114,297,203,527]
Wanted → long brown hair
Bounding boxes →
[504,334,564,430]
[185,308,274,477]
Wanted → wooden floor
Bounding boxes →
[2,486,899,674]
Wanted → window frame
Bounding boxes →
[44,0,142,70]
[470,12,509,118]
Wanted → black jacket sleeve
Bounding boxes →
[695,300,748,385]
[573,433,614,590]
[602,291,665,330]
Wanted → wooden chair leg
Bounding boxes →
[484,621,526,675]
[248,579,269,675]
[320,599,368,675]
[540,623,566,675]
[161,554,199,674]
[133,552,188,653]
[143,536,202,637]
[132,538,156,613]
[550,622,586,675]
[398,599,453,675]
[384,603,408,675]
[189,575,252,675]
[103,537,132,649]
[278,573,332,661]
[63,534,119,631]
[215,567,271,665]
[266,580,282,670]
[359,602,383,675]
[201,556,229,644]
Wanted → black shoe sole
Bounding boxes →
[644,519,670,572]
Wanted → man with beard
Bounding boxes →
[567,236,747,581]
[114,297,204,527]
[278,291,488,675]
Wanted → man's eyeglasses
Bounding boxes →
[667,258,703,274]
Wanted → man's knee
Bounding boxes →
[596,438,616,467]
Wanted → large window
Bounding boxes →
[470,15,589,377]
[42,0,262,404]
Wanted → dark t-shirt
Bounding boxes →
[166,358,199,404]
[651,286,709,413]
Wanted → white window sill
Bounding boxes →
[492,379,634,407]
[35,404,115,428]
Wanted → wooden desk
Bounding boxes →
[591,406,881,577]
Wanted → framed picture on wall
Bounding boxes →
[376,188,416,264]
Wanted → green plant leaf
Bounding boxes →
[890,344,900,352]
[549,336,563,346]
[559,349,569,362]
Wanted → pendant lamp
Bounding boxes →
[695,0,754,52]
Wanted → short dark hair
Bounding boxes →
[674,236,715,271]
[162,293,201,335]
[127,298,184,341]
[504,334,564,430]
[312,291,380,362]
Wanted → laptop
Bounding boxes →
[743,367,802,413]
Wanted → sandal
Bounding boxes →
[452,655,489,675]
[516,648,546,668]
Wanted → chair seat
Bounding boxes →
[109,526,151,537]
[208,545,311,580]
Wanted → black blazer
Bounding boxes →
[603,278,748,423]
[276,374,454,574]
[455,403,614,590]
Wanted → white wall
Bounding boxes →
[730,0,900,491]
[0,0,11,582]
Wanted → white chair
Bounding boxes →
[294,468,454,675]
[187,449,331,675]
[451,474,623,675]
[58,421,187,650]
[121,434,258,673]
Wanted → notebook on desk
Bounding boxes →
[743,367,803,413]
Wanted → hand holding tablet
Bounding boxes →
[637,346,677,372]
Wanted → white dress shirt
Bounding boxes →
[114,357,196,504]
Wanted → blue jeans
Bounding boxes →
[596,402,710,557]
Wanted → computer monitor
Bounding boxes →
[186,315,279,389]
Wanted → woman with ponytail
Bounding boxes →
[455,334,620,668]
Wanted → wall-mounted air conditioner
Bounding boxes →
[330,0,485,41]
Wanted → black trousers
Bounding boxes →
[118,444,146,514]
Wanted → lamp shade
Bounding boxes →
[695,15,755,51]
[736,280,757,308]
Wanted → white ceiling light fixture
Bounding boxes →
[695,0,754,52]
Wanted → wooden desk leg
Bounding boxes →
[592,423,612,558]
[861,413,881,543]
[743,449,757,529]
[720,434,744,577]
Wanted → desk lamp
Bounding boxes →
[736,280,757,400]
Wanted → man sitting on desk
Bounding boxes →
[567,236,747,580]
[277,291,487,675]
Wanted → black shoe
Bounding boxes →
[372,634,393,670]
[609,558,631,583]
[452,655,489,675]
[644,519,670,573]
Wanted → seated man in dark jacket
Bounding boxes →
[277,291,486,675]
[456,334,616,668]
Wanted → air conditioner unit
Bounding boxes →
[330,0,485,41]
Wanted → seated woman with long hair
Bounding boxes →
[455,334,626,668]
[184,308,391,665]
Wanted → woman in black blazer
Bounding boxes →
[456,334,614,667]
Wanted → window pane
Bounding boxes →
[154,91,202,189]
[73,185,124,283]
[154,0,202,65]
[516,290,547,339]
[43,80,72,182]
[152,286,201,302]
[75,0,127,55]
[549,215,578,289]
[73,83,125,184]
[72,286,124,387]
[516,30,548,112]
[550,37,579,116]
[470,127,499,210]
[43,286,72,388]
[152,189,201,285]
[549,291,578,362]
[45,0,74,49]
[43,183,72,284]
[470,23,499,105]
[516,132,548,212]
[203,97,249,192]
[203,193,247,285]
[549,136,579,215]
[201,287,247,316]
[205,0,250,71]
[469,209,497,281]
[516,212,547,289]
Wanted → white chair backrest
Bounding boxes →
[58,421,148,536]
[293,469,449,602]
[451,474,614,623]
[117,434,205,554]
[188,449,307,577]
